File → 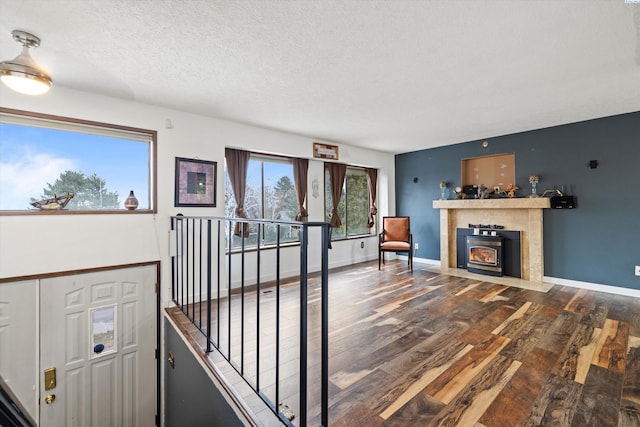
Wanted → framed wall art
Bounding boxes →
[174,157,217,207]
[313,142,339,160]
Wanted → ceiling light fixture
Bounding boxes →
[0,30,52,95]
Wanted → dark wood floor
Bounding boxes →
[168,260,640,426]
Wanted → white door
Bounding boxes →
[0,280,37,419]
[39,265,157,427]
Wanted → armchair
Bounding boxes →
[379,216,413,271]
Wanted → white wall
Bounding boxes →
[0,85,396,303]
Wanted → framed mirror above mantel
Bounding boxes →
[461,152,515,191]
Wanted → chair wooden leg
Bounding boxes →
[378,250,381,269]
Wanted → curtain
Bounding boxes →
[225,148,250,236]
[366,168,378,228]
[326,163,347,228]
[292,158,309,221]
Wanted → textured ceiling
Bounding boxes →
[1,0,639,154]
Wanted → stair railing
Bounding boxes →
[170,215,330,426]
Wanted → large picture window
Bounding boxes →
[0,108,156,213]
[325,165,371,240]
[224,153,300,249]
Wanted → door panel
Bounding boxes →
[0,280,37,419]
[40,266,156,427]
[91,359,116,427]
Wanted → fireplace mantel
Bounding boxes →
[433,198,550,210]
[433,197,550,283]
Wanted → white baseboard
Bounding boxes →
[413,257,441,266]
[325,254,374,270]
[396,255,441,267]
[543,275,640,298]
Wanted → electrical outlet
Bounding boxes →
[414,243,419,250]
[635,265,640,276]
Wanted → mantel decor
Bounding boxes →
[529,174,539,198]
[439,181,448,200]
[174,157,217,207]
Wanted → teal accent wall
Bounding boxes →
[395,111,640,290]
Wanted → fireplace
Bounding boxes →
[456,228,521,278]
[434,199,550,282]
[466,235,504,277]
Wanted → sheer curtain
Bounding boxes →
[225,148,250,236]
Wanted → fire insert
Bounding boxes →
[466,235,504,277]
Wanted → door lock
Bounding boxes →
[44,394,56,404]
[44,367,56,391]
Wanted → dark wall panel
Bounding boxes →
[396,111,640,290]
[164,318,245,427]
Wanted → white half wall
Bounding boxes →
[0,85,395,304]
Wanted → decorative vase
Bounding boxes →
[529,175,539,198]
[439,181,447,200]
[124,190,139,210]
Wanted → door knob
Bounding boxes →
[44,394,56,404]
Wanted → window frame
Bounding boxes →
[324,164,375,241]
[224,151,304,251]
[0,107,157,215]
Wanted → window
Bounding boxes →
[225,154,299,249]
[325,165,371,239]
[0,108,156,213]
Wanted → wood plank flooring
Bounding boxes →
[167,260,640,426]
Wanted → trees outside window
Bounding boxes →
[36,170,120,209]
[325,166,371,240]
[0,108,154,213]
[224,154,299,249]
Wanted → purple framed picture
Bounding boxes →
[174,157,216,207]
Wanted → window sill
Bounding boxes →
[226,240,301,255]
[224,233,378,253]
[0,209,157,216]
[330,233,377,243]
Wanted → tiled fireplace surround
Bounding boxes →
[433,198,551,283]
